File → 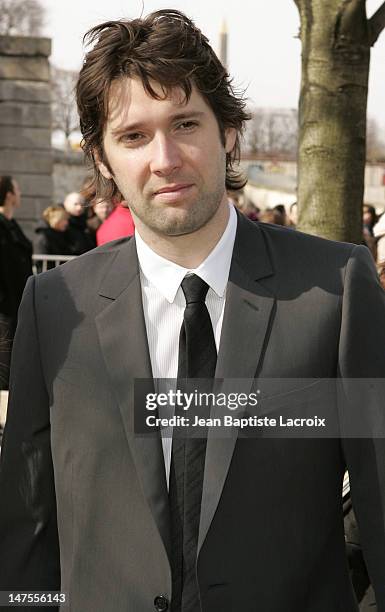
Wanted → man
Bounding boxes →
[0,10,384,612]
[63,191,95,254]
[0,176,32,390]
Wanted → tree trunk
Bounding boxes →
[294,0,370,243]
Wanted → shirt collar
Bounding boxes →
[135,203,237,303]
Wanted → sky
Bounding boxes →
[40,0,385,129]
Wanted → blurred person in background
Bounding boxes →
[273,204,288,226]
[376,214,385,291]
[93,197,113,225]
[362,204,378,260]
[289,202,298,228]
[34,206,72,269]
[80,178,119,245]
[81,179,114,237]
[63,191,95,253]
[373,210,385,266]
[242,201,260,222]
[230,192,260,222]
[259,209,276,224]
[87,197,114,237]
[260,207,286,225]
[96,202,135,246]
[244,202,260,222]
[363,204,378,236]
[0,176,32,390]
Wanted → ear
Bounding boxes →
[224,127,237,154]
[93,149,113,180]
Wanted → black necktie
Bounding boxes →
[169,274,217,611]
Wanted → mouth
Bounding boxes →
[153,183,194,200]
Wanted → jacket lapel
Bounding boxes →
[199,214,276,554]
[95,237,171,561]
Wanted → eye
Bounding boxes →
[120,132,145,145]
[176,120,198,131]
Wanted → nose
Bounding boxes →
[150,133,182,177]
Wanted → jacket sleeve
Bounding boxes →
[339,245,385,609]
[0,275,60,597]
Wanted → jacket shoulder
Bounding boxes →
[34,236,134,291]
[258,221,355,255]
[255,220,359,272]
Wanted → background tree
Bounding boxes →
[0,0,44,36]
[294,0,385,242]
[245,108,298,158]
[51,65,80,150]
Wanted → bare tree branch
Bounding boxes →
[368,1,385,46]
[51,65,80,149]
[0,0,44,36]
[244,108,298,157]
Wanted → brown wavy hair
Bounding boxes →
[42,206,69,228]
[76,9,250,200]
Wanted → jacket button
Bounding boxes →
[154,595,169,611]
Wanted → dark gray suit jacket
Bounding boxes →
[1,213,385,611]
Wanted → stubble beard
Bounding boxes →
[124,172,227,237]
[133,191,225,236]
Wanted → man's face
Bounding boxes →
[93,198,112,222]
[363,206,373,226]
[98,77,236,237]
[64,193,84,217]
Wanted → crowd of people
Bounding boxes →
[232,196,299,228]
[362,203,385,289]
[34,190,135,259]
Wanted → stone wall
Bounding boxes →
[53,149,90,204]
[0,35,52,237]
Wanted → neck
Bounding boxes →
[134,198,229,268]
[0,204,14,220]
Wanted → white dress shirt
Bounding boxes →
[135,203,237,486]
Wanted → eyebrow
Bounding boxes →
[110,111,206,137]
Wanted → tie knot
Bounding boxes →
[181,274,209,305]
